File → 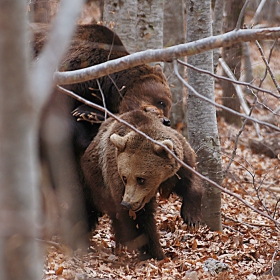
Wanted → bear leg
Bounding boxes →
[110,209,141,252]
[174,174,202,228]
[135,199,165,260]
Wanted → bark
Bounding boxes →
[103,0,163,53]
[136,0,164,52]
[186,0,223,231]
[163,0,186,131]
[221,0,245,126]
[103,0,138,53]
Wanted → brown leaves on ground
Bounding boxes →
[42,184,280,279]
[42,41,280,279]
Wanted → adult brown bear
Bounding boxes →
[36,24,172,158]
[36,24,174,242]
[81,110,202,260]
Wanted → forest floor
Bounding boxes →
[42,41,280,279]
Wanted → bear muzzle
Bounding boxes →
[121,198,145,212]
[162,117,171,126]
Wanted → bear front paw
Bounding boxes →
[181,202,202,228]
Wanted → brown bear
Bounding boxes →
[81,110,202,260]
[37,25,202,250]
[36,24,174,236]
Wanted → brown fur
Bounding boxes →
[37,25,203,251]
[35,24,172,155]
[81,110,202,260]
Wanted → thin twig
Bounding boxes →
[255,40,280,94]
[225,118,250,173]
[57,84,280,226]
[174,62,280,132]
[219,57,261,138]
[271,249,280,279]
[96,79,107,120]
[250,0,267,26]
[222,213,273,228]
[177,59,280,100]
[36,238,63,250]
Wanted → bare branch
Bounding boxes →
[178,59,280,99]
[255,40,280,94]
[174,61,280,132]
[54,27,280,85]
[57,85,280,226]
[235,0,250,30]
[219,57,261,138]
[250,0,267,26]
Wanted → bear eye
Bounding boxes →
[122,176,127,184]
[137,177,145,185]
[158,100,166,109]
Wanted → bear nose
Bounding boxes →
[121,200,132,209]
[163,118,171,126]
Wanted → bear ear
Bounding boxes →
[154,139,174,158]
[110,133,130,151]
[153,64,164,74]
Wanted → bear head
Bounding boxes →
[110,130,183,212]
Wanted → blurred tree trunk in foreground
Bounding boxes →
[186,0,223,231]
[0,1,42,279]
[0,0,84,279]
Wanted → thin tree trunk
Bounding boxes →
[163,0,186,131]
[213,0,225,72]
[221,0,245,126]
[242,41,253,94]
[186,0,223,231]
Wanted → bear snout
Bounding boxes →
[163,117,171,126]
[121,198,144,212]
[121,200,132,210]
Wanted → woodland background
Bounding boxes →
[1,0,280,279]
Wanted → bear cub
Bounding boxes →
[81,110,202,260]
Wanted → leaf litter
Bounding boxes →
[43,41,280,280]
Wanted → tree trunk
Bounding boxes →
[163,0,186,131]
[221,0,245,126]
[186,0,223,231]
[103,0,138,53]
[0,1,42,279]
[103,0,163,53]
[0,0,85,278]
[136,0,164,52]
[242,41,253,94]
[213,0,224,72]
